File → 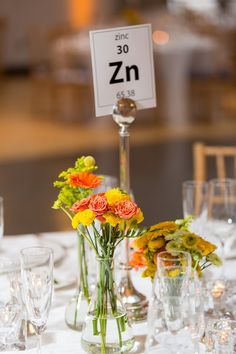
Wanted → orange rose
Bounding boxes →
[70,197,91,212]
[67,172,101,188]
[129,251,147,269]
[89,194,108,215]
[114,200,138,219]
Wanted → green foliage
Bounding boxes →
[52,156,98,210]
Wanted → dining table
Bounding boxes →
[0,231,152,354]
[1,230,236,353]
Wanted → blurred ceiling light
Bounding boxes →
[152,30,170,45]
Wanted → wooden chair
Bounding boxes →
[193,142,236,181]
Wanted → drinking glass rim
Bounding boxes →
[182,180,208,187]
[20,246,53,256]
[209,178,236,186]
[156,250,191,262]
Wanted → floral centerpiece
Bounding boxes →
[130,217,222,278]
[70,188,145,354]
[53,155,102,330]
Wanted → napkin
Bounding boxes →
[40,231,77,249]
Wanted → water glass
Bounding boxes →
[184,271,205,340]
[0,257,25,351]
[182,180,208,233]
[156,251,191,334]
[205,319,236,353]
[20,247,53,354]
[145,254,204,354]
[0,197,3,248]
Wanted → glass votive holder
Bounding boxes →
[0,257,26,351]
[205,319,236,354]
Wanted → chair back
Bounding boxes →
[193,142,236,181]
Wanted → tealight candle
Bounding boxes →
[217,329,230,344]
[213,320,234,354]
[206,319,236,354]
[211,280,226,299]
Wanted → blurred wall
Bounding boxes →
[0,0,68,68]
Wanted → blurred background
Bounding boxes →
[0,0,236,235]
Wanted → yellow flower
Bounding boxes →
[168,268,181,277]
[182,233,199,249]
[150,221,178,233]
[149,230,165,239]
[142,263,157,278]
[197,237,217,256]
[148,238,165,251]
[103,212,122,227]
[135,209,144,224]
[166,240,181,253]
[131,235,149,250]
[105,188,130,205]
[125,209,144,228]
[72,209,96,228]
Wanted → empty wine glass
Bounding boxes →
[20,247,53,354]
[207,178,236,278]
[0,257,23,350]
[182,180,208,234]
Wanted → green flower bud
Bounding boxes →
[84,156,95,168]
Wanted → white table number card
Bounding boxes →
[89,24,156,117]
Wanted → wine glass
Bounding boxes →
[182,180,208,234]
[20,247,53,354]
[208,178,236,278]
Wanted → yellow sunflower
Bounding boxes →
[182,233,199,249]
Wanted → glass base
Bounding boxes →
[119,278,149,322]
[81,310,135,354]
[81,337,135,354]
[65,290,89,331]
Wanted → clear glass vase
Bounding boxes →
[81,257,135,354]
[65,230,90,331]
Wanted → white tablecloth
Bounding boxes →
[1,231,236,353]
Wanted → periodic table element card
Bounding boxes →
[89,24,156,117]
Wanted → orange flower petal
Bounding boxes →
[68,172,101,188]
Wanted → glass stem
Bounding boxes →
[37,333,42,354]
[220,241,225,278]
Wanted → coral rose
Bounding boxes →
[114,200,138,219]
[70,197,91,212]
[67,172,101,188]
[89,194,108,215]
